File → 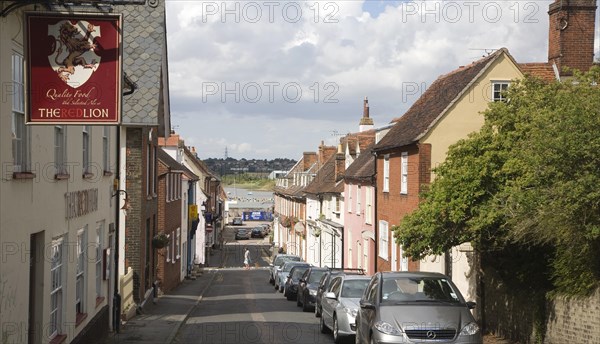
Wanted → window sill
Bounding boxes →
[96,296,105,308]
[55,173,70,180]
[82,173,94,179]
[75,312,88,327]
[13,172,36,179]
[49,334,67,344]
[103,171,113,177]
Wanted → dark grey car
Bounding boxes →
[355,272,482,344]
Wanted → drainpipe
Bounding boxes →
[113,126,122,333]
[372,150,378,274]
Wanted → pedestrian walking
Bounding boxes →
[244,247,251,269]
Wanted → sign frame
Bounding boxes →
[25,12,123,125]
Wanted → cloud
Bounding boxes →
[165,0,599,159]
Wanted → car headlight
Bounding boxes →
[374,321,402,336]
[309,289,317,296]
[343,307,358,317]
[460,322,480,336]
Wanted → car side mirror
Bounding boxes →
[360,300,376,310]
[466,301,476,310]
[325,292,337,300]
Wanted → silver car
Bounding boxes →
[355,272,482,344]
[319,275,371,343]
[275,261,309,293]
[268,254,301,285]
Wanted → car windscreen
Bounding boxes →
[309,270,326,283]
[381,277,462,303]
[283,263,306,272]
[292,267,309,279]
[340,279,370,298]
[274,256,301,266]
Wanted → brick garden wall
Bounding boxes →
[545,288,600,344]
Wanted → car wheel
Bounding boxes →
[333,315,342,344]
[319,315,329,334]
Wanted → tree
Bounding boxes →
[393,68,600,296]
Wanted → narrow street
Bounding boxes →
[173,226,335,344]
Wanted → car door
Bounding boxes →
[358,275,379,342]
[323,276,342,329]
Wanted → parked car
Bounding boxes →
[251,227,265,238]
[315,268,365,317]
[275,261,310,293]
[269,254,301,285]
[258,224,270,236]
[235,228,250,240]
[232,217,243,225]
[319,274,371,343]
[296,267,328,312]
[355,272,482,344]
[284,265,311,300]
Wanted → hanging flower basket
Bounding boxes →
[152,232,170,249]
[280,216,297,228]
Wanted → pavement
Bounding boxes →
[101,247,228,344]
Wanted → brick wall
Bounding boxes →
[375,144,424,272]
[548,0,597,75]
[483,259,600,343]
[157,160,182,293]
[125,127,158,303]
[545,288,600,344]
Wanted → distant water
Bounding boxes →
[225,187,274,201]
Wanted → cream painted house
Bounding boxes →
[0,7,118,344]
[372,48,524,302]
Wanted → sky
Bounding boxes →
[165,0,600,160]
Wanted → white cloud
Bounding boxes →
[165,0,599,159]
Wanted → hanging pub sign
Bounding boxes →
[25,13,122,124]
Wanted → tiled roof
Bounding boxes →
[116,3,166,125]
[344,143,375,183]
[519,63,557,82]
[375,49,507,152]
[157,147,191,175]
[303,154,342,195]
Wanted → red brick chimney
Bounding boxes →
[318,141,336,166]
[303,152,317,171]
[359,96,374,132]
[548,0,598,76]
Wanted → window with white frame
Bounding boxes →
[76,227,87,315]
[12,53,30,173]
[401,152,408,194]
[82,126,91,175]
[356,186,361,214]
[175,228,181,260]
[383,155,390,192]
[166,234,171,262]
[379,220,388,260]
[152,147,157,195]
[50,238,64,338]
[365,189,373,224]
[147,143,152,196]
[103,127,110,173]
[96,222,104,299]
[55,126,67,175]
[492,81,510,102]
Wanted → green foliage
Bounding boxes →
[394,67,600,296]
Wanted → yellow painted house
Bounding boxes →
[372,48,526,301]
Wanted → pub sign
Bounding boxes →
[25,13,122,124]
